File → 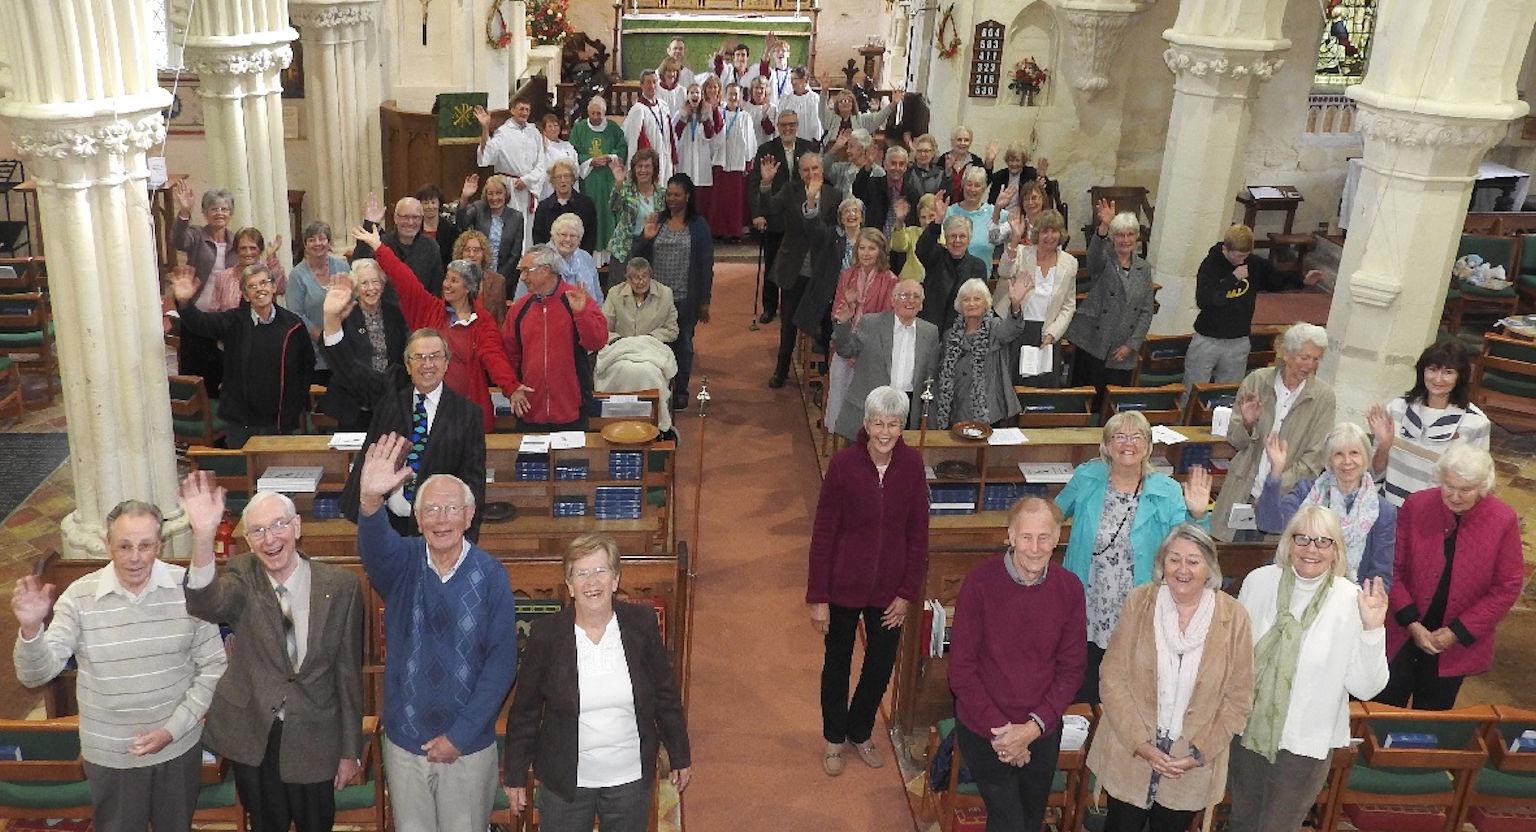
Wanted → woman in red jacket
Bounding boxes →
[1379,443,1524,710]
[353,225,520,431]
[806,385,929,777]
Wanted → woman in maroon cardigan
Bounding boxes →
[1379,443,1524,710]
[806,385,929,777]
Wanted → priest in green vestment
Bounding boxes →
[571,95,629,257]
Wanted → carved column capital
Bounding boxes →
[183,43,294,78]
[9,112,166,163]
[1159,42,1283,100]
[1059,4,1147,97]
[1352,104,1510,151]
[290,0,380,29]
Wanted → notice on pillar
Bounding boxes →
[437,93,490,146]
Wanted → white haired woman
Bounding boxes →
[1256,422,1395,587]
[1210,322,1336,542]
[1228,506,1389,832]
[517,213,604,304]
[995,207,1076,387]
[1378,444,1523,710]
[1055,410,1213,703]
[1067,199,1155,405]
[933,278,1030,428]
[807,386,929,776]
[1088,524,1253,832]
[532,157,600,254]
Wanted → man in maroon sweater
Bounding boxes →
[948,497,1086,831]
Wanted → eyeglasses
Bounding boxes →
[421,504,466,517]
[1109,433,1146,445]
[570,566,611,581]
[247,518,295,541]
[406,351,447,365]
[395,213,424,221]
[1291,534,1336,550]
[893,292,922,301]
[244,278,274,290]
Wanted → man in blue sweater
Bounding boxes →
[355,434,518,832]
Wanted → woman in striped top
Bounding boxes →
[1368,339,1491,507]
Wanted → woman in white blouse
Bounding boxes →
[1366,339,1492,507]
[503,534,692,829]
[1227,505,1389,832]
[994,208,1076,387]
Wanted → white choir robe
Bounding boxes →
[656,83,689,118]
[656,65,696,91]
[778,90,822,147]
[713,107,757,173]
[539,140,581,199]
[674,110,716,187]
[622,98,676,183]
[478,119,545,249]
[745,102,778,149]
[744,61,794,107]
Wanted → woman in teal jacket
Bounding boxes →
[1054,410,1212,703]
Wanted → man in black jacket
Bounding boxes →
[753,152,844,388]
[915,213,988,333]
[318,262,408,431]
[339,328,486,540]
[172,264,315,449]
[354,193,446,296]
[751,109,818,325]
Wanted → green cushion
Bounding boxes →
[494,786,509,809]
[1347,763,1454,795]
[0,779,92,810]
[197,772,238,809]
[1019,392,1093,413]
[173,417,213,438]
[1475,765,1536,799]
[1445,287,1463,301]
[0,330,44,346]
[1138,372,1184,387]
[1489,338,1536,364]
[1460,282,1518,299]
[1051,769,1067,794]
[1459,235,1519,271]
[1519,273,1536,289]
[334,780,377,811]
[0,730,80,760]
[1481,369,1536,398]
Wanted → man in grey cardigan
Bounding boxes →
[12,500,227,832]
[830,279,940,441]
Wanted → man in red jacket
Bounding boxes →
[501,244,609,430]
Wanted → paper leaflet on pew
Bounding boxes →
[328,432,366,450]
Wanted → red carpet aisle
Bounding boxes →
[672,260,918,830]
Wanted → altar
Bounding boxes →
[616,10,816,79]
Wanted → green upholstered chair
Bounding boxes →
[0,717,91,822]
[1340,702,1495,832]
[1466,705,1536,832]
[332,715,386,830]
[926,703,1093,832]
[1132,333,1192,388]
[1471,332,1536,432]
[1183,382,1239,426]
[1517,235,1536,313]
[1100,384,1185,426]
[1014,385,1098,427]
[1445,235,1520,334]
[192,759,246,831]
[169,373,226,448]
[0,291,56,403]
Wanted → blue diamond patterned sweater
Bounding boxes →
[359,509,519,756]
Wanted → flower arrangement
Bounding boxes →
[1008,56,1048,105]
[935,4,961,60]
[527,0,573,46]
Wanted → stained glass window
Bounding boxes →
[1314,0,1376,86]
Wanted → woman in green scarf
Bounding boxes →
[1227,505,1389,832]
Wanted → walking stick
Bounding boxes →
[749,233,765,331]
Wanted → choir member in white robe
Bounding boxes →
[623,70,676,184]
[744,39,794,107]
[657,58,689,116]
[537,113,581,200]
[777,67,822,148]
[475,97,544,250]
[657,37,695,89]
[746,78,777,149]
[708,84,756,239]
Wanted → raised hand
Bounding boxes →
[892,197,910,224]
[11,575,55,639]
[177,470,227,541]
[1094,197,1116,231]
[168,264,199,304]
[1367,404,1395,450]
[932,190,950,219]
[473,105,492,129]
[567,287,589,313]
[357,433,413,504]
[642,212,661,241]
[758,155,780,183]
[1237,392,1262,430]
[172,178,195,215]
[1264,432,1288,476]
[1357,576,1387,630]
[351,225,382,252]
[264,234,284,261]
[984,139,999,162]
[1183,465,1212,518]
[1007,271,1030,310]
[462,173,480,201]
[998,183,1017,209]
[322,275,356,322]
[1036,157,1050,177]
[363,191,386,225]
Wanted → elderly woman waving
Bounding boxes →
[1228,506,1389,832]
[807,386,929,777]
[1256,422,1395,586]
[1211,322,1336,542]
[933,277,1030,429]
[1067,199,1155,401]
[1055,410,1212,704]
[1378,444,1524,710]
[1088,524,1253,832]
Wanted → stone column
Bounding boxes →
[291,0,383,246]
[1323,0,1536,419]
[1147,0,1288,333]
[1057,0,1152,98]
[180,0,296,267]
[0,0,190,556]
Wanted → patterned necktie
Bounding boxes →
[404,393,428,502]
[275,585,299,671]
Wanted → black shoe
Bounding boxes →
[758,311,776,325]
[671,394,690,412]
[768,374,786,389]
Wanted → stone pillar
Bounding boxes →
[1323,0,1535,419]
[291,0,383,247]
[180,0,296,267]
[0,0,190,556]
[1057,0,1152,98]
[1147,0,1288,333]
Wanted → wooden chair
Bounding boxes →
[0,717,92,822]
[1340,702,1495,832]
[0,291,57,402]
[1463,213,1503,235]
[1444,235,1521,335]
[1247,325,1287,371]
[1132,334,1192,388]
[1465,704,1536,831]
[1516,234,1536,312]
[1085,185,1154,255]
[192,757,247,832]
[169,374,226,448]
[591,389,664,431]
[309,384,338,433]
[927,703,1095,832]
[0,256,42,293]
[1470,332,1536,432]
[1014,385,1097,428]
[333,716,387,830]
[1101,384,1184,426]
[1183,382,1239,426]
[0,356,24,419]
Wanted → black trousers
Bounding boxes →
[955,721,1062,832]
[1077,642,1107,705]
[1104,795,1197,832]
[761,231,783,313]
[820,604,903,744]
[178,332,224,398]
[1071,350,1133,414]
[773,279,808,379]
[233,720,336,832]
[672,296,698,399]
[1375,644,1466,710]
